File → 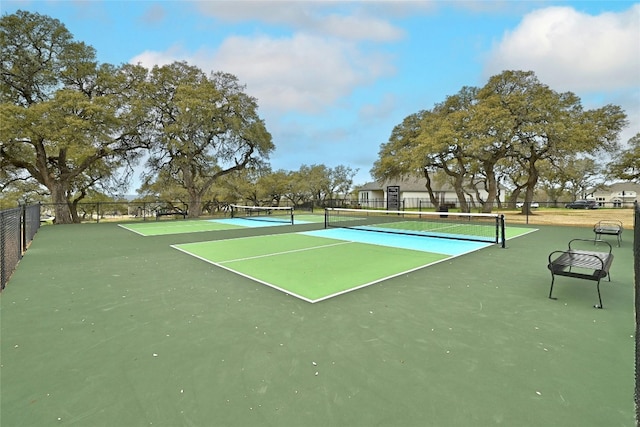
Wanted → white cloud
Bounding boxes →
[358,93,398,123]
[130,45,183,68]
[316,12,405,41]
[139,4,166,25]
[193,1,408,41]
[130,33,396,114]
[485,5,640,93]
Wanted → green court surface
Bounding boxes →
[119,214,325,236]
[173,232,452,302]
[172,224,534,302]
[119,219,246,235]
[0,221,635,426]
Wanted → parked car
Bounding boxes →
[565,200,598,209]
[516,202,539,208]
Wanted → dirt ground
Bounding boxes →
[501,208,635,230]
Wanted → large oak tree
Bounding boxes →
[138,62,274,217]
[0,11,149,223]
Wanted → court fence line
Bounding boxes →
[0,203,41,290]
[29,199,639,223]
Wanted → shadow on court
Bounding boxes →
[0,221,635,426]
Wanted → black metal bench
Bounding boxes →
[155,207,187,220]
[593,220,622,247]
[547,239,614,309]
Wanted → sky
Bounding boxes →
[2,0,639,189]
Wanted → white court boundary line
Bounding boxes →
[171,241,352,304]
[117,221,232,237]
[170,232,490,304]
[218,241,352,264]
[117,223,148,236]
[117,218,260,236]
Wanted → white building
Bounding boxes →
[357,177,505,209]
[588,182,639,207]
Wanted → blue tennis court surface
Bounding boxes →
[302,228,491,255]
[119,215,318,236]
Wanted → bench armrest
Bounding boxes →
[594,219,623,230]
[568,238,612,254]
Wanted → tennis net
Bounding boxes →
[325,208,505,247]
[230,205,294,224]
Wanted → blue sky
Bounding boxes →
[3,1,639,189]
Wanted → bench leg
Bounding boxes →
[594,279,603,309]
[548,274,557,300]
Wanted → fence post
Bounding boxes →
[0,213,5,290]
[21,203,26,254]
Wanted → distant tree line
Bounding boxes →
[371,71,638,213]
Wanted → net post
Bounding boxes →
[499,214,506,248]
[290,207,294,225]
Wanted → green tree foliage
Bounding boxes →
[372,111,441,205]
[220,167,270,206]
[372,70,628,212]
[0,11,149,223]
[277,164,357,208]
[480,71,625,211]
[139,62,274,217]
[329,165,358,203]
[257,169,290,206]
[609,133,640,182]
[0,165,49,209]
[535,157,602,205]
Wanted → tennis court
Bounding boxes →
[172,229,494,303]
[0,212,635,427]
[118,213,324,236]
[146,209,533,302]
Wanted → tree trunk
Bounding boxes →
[524,160,540,214]
[50,183,73,224]
[482,165,498,213]
[452,160,469,213]
[188,195,202,218]
[422,169,440,208]
[187,191,202,219]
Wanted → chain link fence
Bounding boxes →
[0,204,41,290]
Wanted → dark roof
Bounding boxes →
[591,182,640,194]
